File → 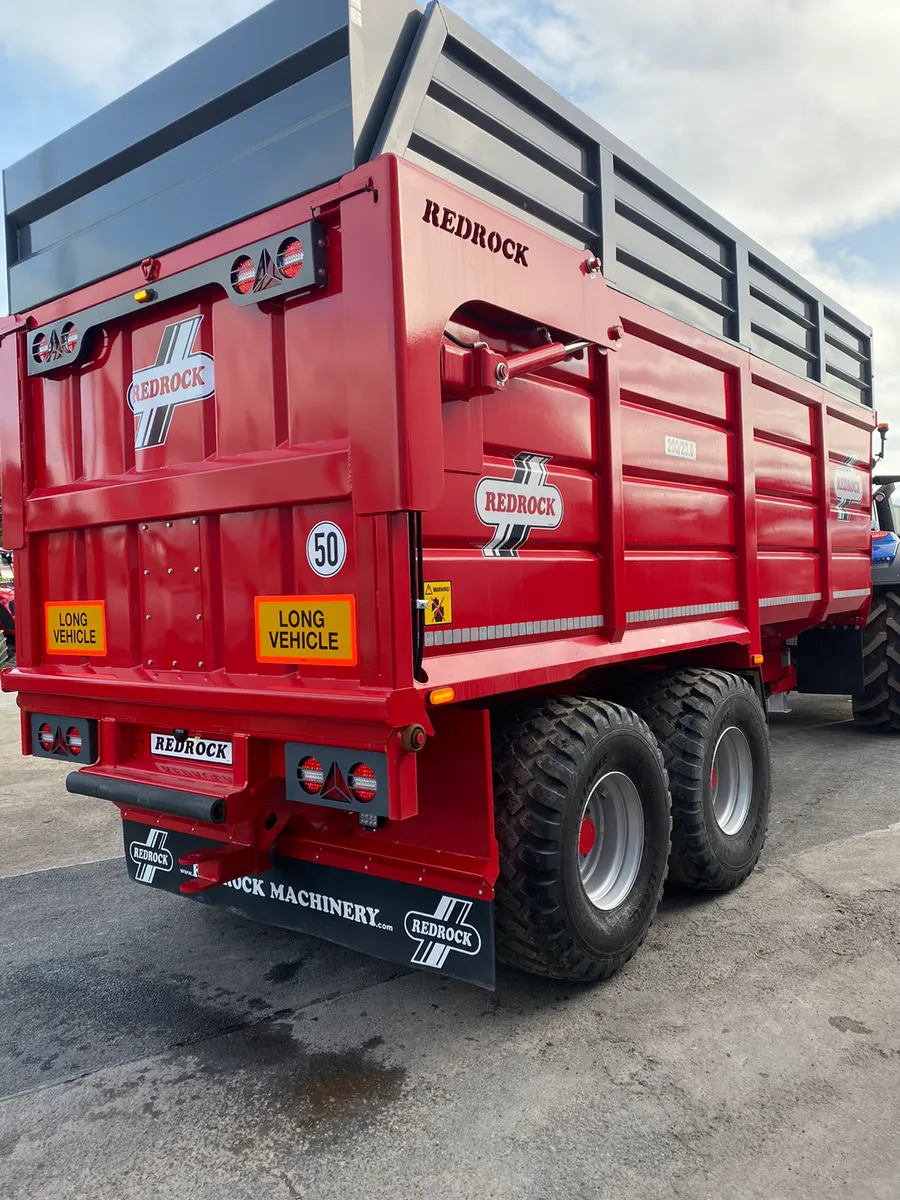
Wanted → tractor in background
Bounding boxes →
[852,422,900,730]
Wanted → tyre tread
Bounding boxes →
[627,669,768,891]
[492,697,670,982]
[852,590,900,731]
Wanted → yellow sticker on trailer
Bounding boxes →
[424,581,453,627]
[255,595,357,665]
[45,601,107,657]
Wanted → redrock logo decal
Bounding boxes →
[835,462,863,522]
[834,468,863,504]
[129,828,174,883]
[423,199,529,266]
[475,453,563,558]
[127,316,215,449]
[404,896,483,969]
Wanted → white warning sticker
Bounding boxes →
[664,435,697,461]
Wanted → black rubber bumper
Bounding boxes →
[66,772,226,824]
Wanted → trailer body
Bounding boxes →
[1,0,874,987]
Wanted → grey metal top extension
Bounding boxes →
[2,0,872,406]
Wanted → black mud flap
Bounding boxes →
[124,821,495,989]
[794,625,865,696]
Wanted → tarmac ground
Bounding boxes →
[1,690,898,1200]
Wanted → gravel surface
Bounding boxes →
[1,691,898,1200]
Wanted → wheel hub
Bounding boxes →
[578,816,597,855]
[711,725,753,835]
[578,771,645,911]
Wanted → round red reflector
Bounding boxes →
[231,255,256,295]
[61,323,78,355]
[578,816,596,856]
[298,755,324,795]
[349,762,377,803]
[66,727,83,756]
[277,237,304,279]
[38,722,54,752]
[32,334,49,364]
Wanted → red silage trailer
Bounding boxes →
[0,0,874,987]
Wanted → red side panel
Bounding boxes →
[3,155,874,722]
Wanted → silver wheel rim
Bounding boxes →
[711,726,753,835]
[577,771,645,911]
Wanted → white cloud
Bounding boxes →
[0,1,269,101]
[450,0,900,460]
[452,0,900,244]
[3,0,900,459]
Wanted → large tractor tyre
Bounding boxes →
[628,670,770,892]
[491,697,671,983]
[0,630,9,671]
[852,589,900,732]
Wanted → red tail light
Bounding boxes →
[349,762,377,803]
[277,237,304,279]
[65,727,83,756]
[38,722,54,752]
[32,334,50,364]
[231,255,256,295]
[298,755,324,795]
[61,323,78,354]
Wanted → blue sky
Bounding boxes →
[0,51,99,307]
[815,217,900,290]
[2,0,899,447]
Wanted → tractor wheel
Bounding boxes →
[628,670,770,891]
[491,697,671,982]
[852,589,900,732]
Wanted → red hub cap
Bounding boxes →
[579,816,597,856]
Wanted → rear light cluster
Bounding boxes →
[295,756,378,804]
[277,237,304,278]
[231,255,256,296]
[285,741,385,818]
[348,763,377,803]
[31,322,78,365]
[36,722,83,757]
[229,228,309,298]
[298,755,325,795]
[26,221,325,381]
[230,234,306,297]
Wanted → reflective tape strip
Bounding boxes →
[424,614,604,648]
[626,601,740,624]
[833,588,870,600]
[759,592,821,608]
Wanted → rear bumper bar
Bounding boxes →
[67,771,227,824]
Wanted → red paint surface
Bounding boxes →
[0,156,874,896]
